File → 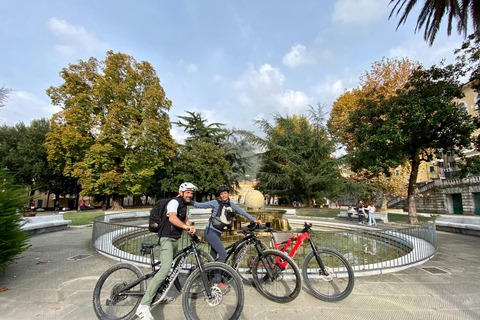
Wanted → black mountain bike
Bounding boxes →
[224,223,302,303]
[92,233,245,320]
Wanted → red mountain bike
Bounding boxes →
[270,222,354,302]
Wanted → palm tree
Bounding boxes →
[0,86,12,109]
[389,0,480,45]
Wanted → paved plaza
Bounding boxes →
[1,222,480,319]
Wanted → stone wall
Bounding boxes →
[389,177,480,216]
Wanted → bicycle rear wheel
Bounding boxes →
[302,248,354,302]
[231,241,268,285]
[182,262,245,320]
[93,263,146,320]
[251,249,302,303]
[173,250,214,293]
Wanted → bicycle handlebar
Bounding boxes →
[241,222,277,234]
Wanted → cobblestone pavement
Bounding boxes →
[1,224,479,319]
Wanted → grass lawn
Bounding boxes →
[64,210,104,225]
[387,213,434,224]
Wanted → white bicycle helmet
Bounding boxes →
[179,182,198,192]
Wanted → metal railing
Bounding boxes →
[92,213,437,274]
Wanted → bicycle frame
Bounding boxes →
[115,235,214,300]
[272,223,328,274]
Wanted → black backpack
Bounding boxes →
[210,200,235,230]
[148,198,170,233]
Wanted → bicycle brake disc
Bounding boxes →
[206,286,223,306]
[319,267,335,281]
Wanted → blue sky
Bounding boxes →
[0,0,468,143]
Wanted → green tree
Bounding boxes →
[45,51,176,209]
[0,119,49,188]
[0,170,31,273]
[0,119,81,208]
[389,0,480,45]
[174,111,228,145]
[346,63,475,223]
[162,140,232,200]
[174,111,254,187]
[254,105,344,207]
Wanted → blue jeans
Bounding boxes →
[368,212,377,225]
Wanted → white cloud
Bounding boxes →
[283,44,316,68]
[388,38,462,68]
[332,0,388,24]
[311,71,359,108]
[170,126,189,144]
[0,91,61,126]
[235,64,314,128]
[47,18,109,57]
[186,64,198,73]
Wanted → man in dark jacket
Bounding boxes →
[136,182,197,320]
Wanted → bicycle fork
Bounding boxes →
[254,242,276,281]
[310,241,329,276]
[193,249,214,301]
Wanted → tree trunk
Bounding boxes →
[307,194,314,208]
[134,195,142,206]
[381,192,388,209]
[110,194,123,210]
[407,150,420,224]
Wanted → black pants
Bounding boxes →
[204,227,227,283]
[358,214,364,223]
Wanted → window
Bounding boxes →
[395,170,399,176]
[430,166,435,173]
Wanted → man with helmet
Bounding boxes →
[190,184,261,291]
[136,182,197,320]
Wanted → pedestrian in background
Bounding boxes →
[367,202,377,226]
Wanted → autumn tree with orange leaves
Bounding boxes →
[328,57,419,208]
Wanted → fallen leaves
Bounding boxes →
[0,287,7,292]
[36,260,52,265]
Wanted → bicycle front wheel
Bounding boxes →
[302,248,354,302]
[251,249,302,303]
[231,241,269,285]
[92,263,146,320]
[182,262,245,320]
[173,250,214,293]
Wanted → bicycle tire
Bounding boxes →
[173,249,214,293]
[231,241,269,285]
[182,262,245,320]
[93,263,146,320]
[251,249,302,303]
[302,248,354,302]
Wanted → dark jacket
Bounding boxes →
[159,197,188,239]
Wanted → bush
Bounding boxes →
[0,171,31,273]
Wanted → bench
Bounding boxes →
[337,211,389,223]
[435,215,480,236]
[21,215,72,235]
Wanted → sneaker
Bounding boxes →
[136,305,154,320]
[216,283,231,294]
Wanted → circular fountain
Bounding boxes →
[234,190,291,230]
